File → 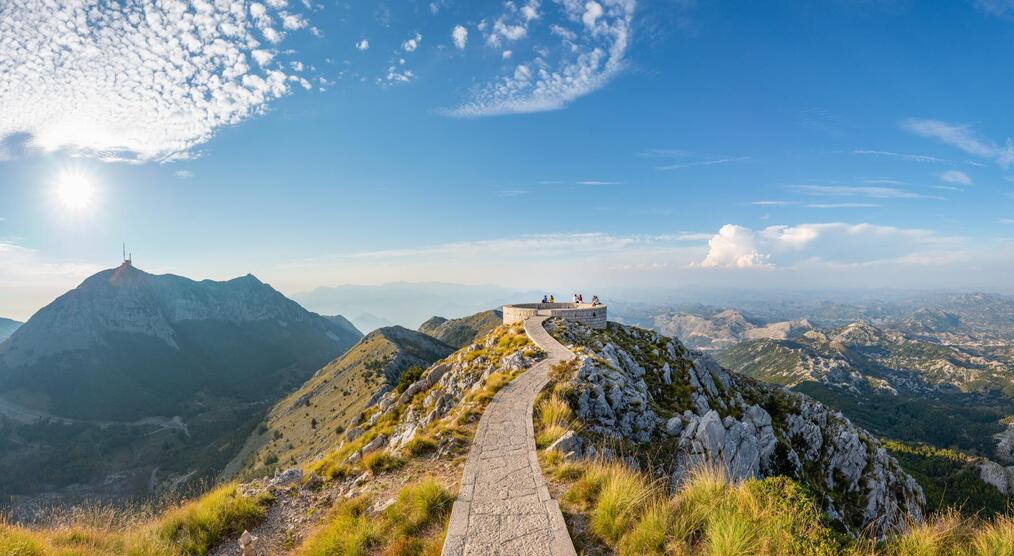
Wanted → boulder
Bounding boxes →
[547,430,583,459]
[269,467,303,488]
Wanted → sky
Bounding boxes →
[2,0,1014,320]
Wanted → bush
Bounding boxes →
[397,366,424,394]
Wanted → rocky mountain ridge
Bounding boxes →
[0,263,362,503]
[543,319,924,536]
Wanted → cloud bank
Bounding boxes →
[0,0,311,162]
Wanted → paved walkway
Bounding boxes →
[441,316,577,556]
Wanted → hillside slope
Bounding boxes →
[716,321,1014,458]
[224,326,454,480]
[0,263,360,503]
[0,317,20,342]
[417,309,502,348]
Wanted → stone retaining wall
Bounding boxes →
[502,303,607,329]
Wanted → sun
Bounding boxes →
[56,171,95,211]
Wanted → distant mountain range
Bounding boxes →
[294,282,538,331]
[717,319,1014,455]
[653,309,813,350]
[0,262,361,503]
[0,317,21,342]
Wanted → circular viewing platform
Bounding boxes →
[502,302,607,329]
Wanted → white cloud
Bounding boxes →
[356,39,370,51]
[502,50,513,59]
[903,119,1014,169]
[940,170,973,186]
[695,225,772,269]
[999,218,1014,225]
[582,1,604,28]
[695,222,954,269]
[173,170,194,179]
[452,25,469,49]
[402,33,422,52]
[448,0,636,117]
[0,1,311,162]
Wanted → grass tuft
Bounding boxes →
[361,451,406,474]
[296,479,452,556]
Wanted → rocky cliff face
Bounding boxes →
[544,319,925,537]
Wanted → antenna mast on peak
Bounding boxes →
[122,243,132,266]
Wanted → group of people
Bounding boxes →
[540,293,601,306]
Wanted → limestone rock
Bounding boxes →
[547,430,583,459]
[268,467,303,489]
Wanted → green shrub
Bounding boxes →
[397,366,425,394]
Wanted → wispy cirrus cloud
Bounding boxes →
[902,119,1014,169]
[657,156,750,171]
[0,1,314,163]
[852,149,946,163]
[940,170,973,186]
[448,0,636,117]
[789,184,944,200]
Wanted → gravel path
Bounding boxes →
[441,316,577,556]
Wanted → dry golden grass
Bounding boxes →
[0,484,271,556]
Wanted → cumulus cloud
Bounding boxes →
[452,25,469,49]
[903,119,1014,169]
[940,170,973,186]
[448,0,636,117]
[694,223,955,269]
[696,225,772,269]
[402,33,422,52]
[356,39,370,50]
[0,0,312,162]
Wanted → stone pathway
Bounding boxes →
[441,316,577,556]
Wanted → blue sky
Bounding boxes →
[2,0,1014,320]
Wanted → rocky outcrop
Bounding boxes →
[979,460,1014,494]
[546,319,925,537]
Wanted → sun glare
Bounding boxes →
[56,171,95,211]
